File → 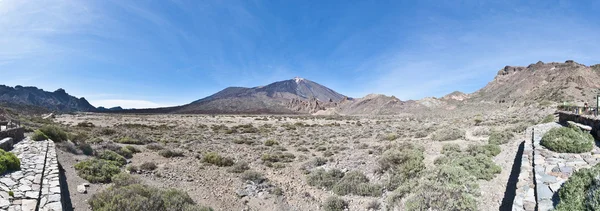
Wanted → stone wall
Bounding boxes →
[0,127,25,143]
[558,111,600,137]
[512,126,536,211]
[513,114,600,211]
[0,138,62,211]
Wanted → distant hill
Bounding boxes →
[471,60,600,106]
[97,106,124,111]
[175,77,347,114]
[0,85,96,112]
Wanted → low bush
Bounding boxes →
[382,133,399,141]
[37,125,68,142]
[159,149,184,158]
[378,146,425,178]
[307,169,382,196]
[0,149,20,174]
[323,196,348,211]
[139,162,157,171]
[32,130,49,141]
[125,145,141,153]
[146,143,163,151]
[97,150,127,166]
[111,172,140,187]
[78,143,94,156]
[441,144,461,155]
[228,161,249,173]
[307,168,345,189]
[77,122,95,128]
[540,114,555,123]
[554,163,600,211]
[332,171,382,196]
[202,152,234,167]
[261,152,295,163]
[541,126,594,153]
[431,127,465,141]
[74,159,121,183]
[241,171,266,183]
[116,137,145,145]
[264,139,279,146]
[89,173,213,211]
[471,127,491,136]
[465,144,501,157]
[488,130,514,145]
[378,144,426,191]
[402,165,480,211]
[435,153,501,180]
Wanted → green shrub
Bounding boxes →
[99,128,116,136]
[159,149,184,158]
[555,163,600,211]
[383,133,399,141]
[79,143,94,156]
[332,171,382,197]
[228,161,250,173]
[140,162,157,171]
[441,144,461,155]
[115,147,133,159]
[241,171,266,183]
[541,126,594,153]
[89,182,212,211]
[488,130,514,145]
[97,150,127,166]
[70,132,89,144]
[378,144,426,191]
[540,114,555,123]
[378,147,425,178]
[202,152,234,167]
[117,137,144,145]
[111,172,140,187]
[125,146,141,153]
[431,127,465,141]
[307,168,345,189]
[403,165,479,211]
[509,123,529,134]
[32,130,49,141]
[323,196,348,211]
[0,149,20,174]
[465,144,501,157]
[260,152,295,163]
[74,159,121,183]
[435,153,501,180]
[37,125,68,142]
[264,139,279,146]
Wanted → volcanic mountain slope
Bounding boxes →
[175,77,347,114]
[470,60,600,105]
[0,85,96,112]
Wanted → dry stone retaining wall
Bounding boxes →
[0,127,24,143]
[0,138,62,211]
[513,113,600,211]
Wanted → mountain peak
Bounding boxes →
[293,77,305,83]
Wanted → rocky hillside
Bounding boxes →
[0,85,96,112]
[471,60,600,106]
[176,77,347,114]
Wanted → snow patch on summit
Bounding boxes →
[294,77,304,83]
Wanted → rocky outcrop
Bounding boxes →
[0,85,96,112]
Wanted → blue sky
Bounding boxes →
[1,0,600,108]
